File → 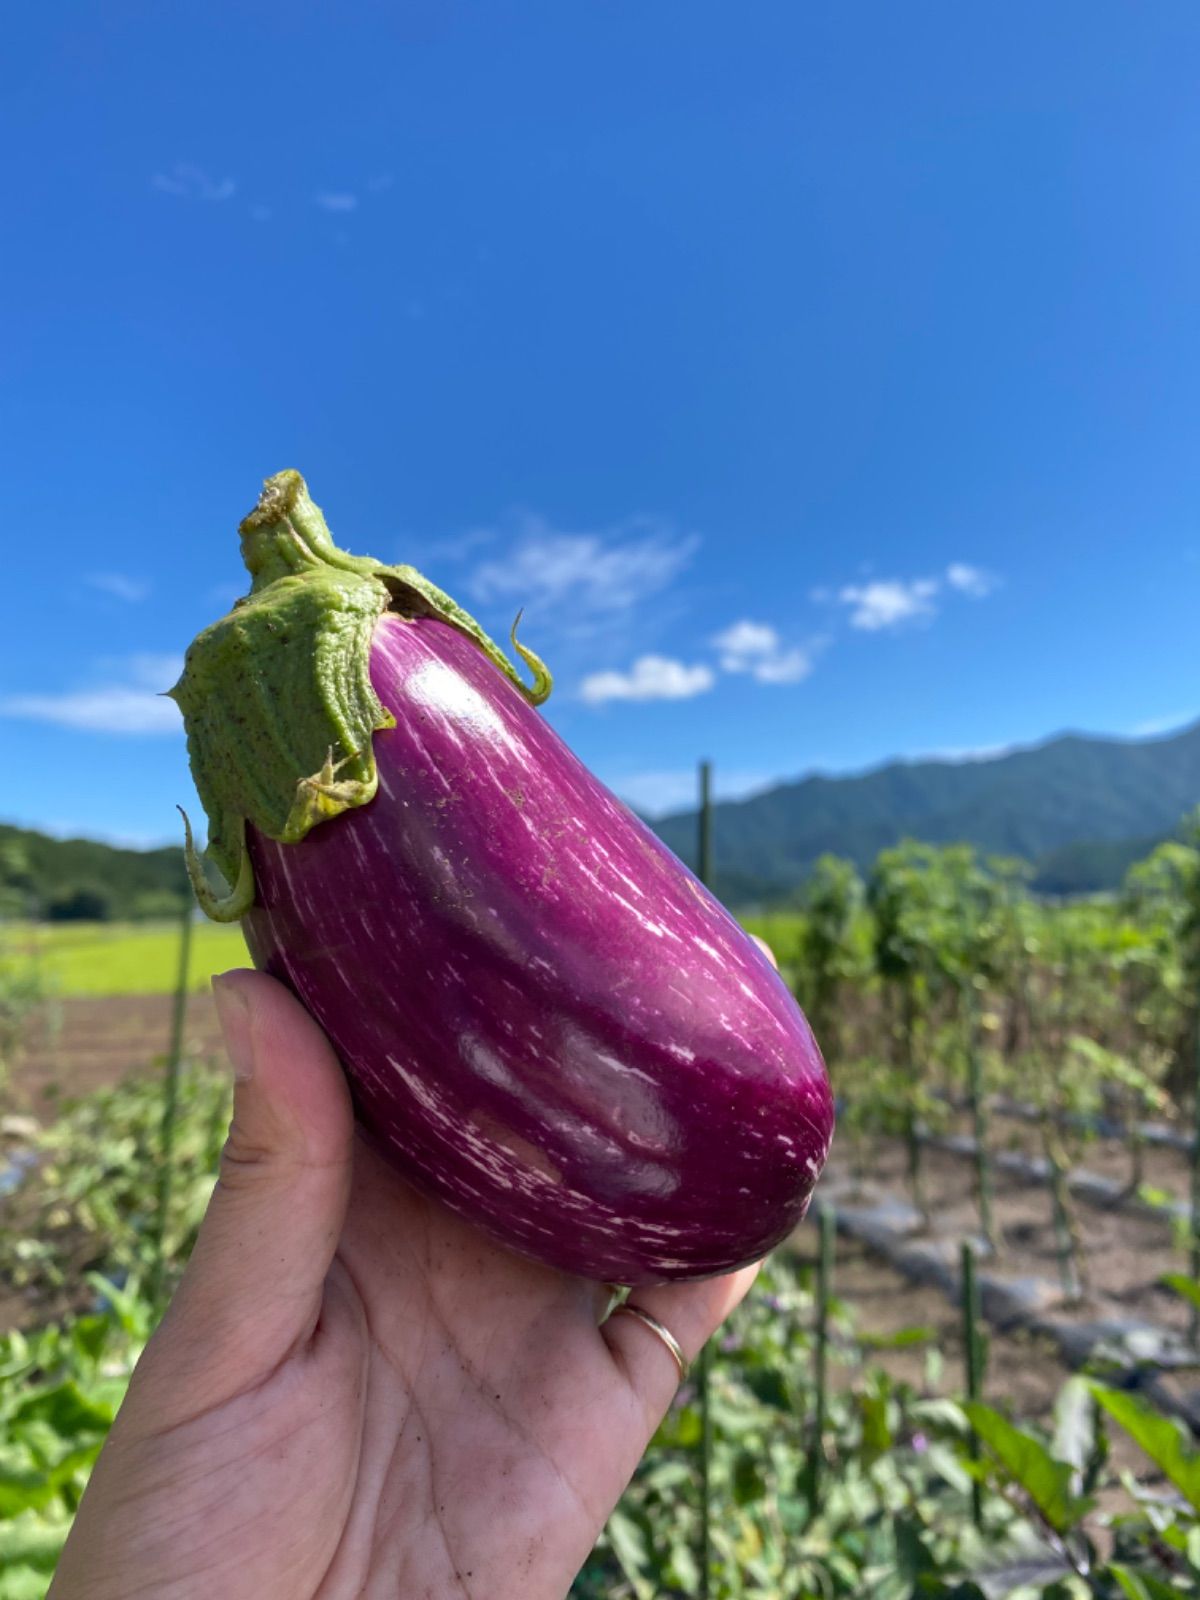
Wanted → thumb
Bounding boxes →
[148,969,355,1406]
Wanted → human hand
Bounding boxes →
[50,970,759,1599]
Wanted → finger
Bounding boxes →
[148,969,355,1405]
[601,1262,761,1419]
[749,933,778,969]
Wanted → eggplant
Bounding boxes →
[173,471,833,1283]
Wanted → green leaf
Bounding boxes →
[859,1325,937,1351]
[731,1449,768,1506]
[68,1315,109,1366]
[84,1274,150,1340]
[1052,1377,1095,1479]
[0,1516,70,1571]
[10,1382,113,1438]
[0,1565,53,1600]
[910,1398,969,1437]
[1160,1273,1200,1312]
[1091,1384,1200,1513]
[650,1404,702,1451]
[0,1464,53,1520]
[893,1513,937,1583]
[860,1391,892,1463]
[604,1509,656,1600]
[45,1439,104,1489]
[1109,1565,1182,1600]
[637,1460,694,1498]
[666,1537,700,1592]
[742,1366,792,1411]
[926,1442,974,1495]
[962,1402,1090,1534]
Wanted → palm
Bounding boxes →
[308,1140,666,1598]
[51,974,755,1600]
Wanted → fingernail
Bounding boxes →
[212,973,254,1082]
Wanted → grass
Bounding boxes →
[0,920,249,997]
[0,912,808,1002]
[739,912,805,968]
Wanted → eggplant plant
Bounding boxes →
[794,855,871,1071]
[868,846,941,1221]
[1123,820,1200,1102]
[868,844,1008,1244]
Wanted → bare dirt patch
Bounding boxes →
[12,993,225,1115]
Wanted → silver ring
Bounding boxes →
[608,1303,689,1382]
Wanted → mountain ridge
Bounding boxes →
[2,719,1196,916]
[651,718,1200,900]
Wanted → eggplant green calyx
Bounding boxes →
[170,469,553,921]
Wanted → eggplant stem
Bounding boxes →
[509,611,552,706]
[178,807,255,922]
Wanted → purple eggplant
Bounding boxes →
[173,472,833,1283]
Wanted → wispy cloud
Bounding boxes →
[86,573,150,604]
[580,655,714,706]
[831,563,999,632]
[713,619,812,684]
[0,654,184,736]
[314,191,358,213]
[367,173,394,193]
[249,204,272,223]
[151,164,236,202]
[611,768,773,817]
[469,513,699,631]
[837,577,940,631]
[946,562,999,598]
[419,526,497,565]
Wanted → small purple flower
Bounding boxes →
[911,1432,929,1454]
[763,1294,787,1314]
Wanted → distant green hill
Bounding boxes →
[652,721,1200,901]
[0,823,187,921]
[3,719,1197,918]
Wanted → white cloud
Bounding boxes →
[826,562,1000,633]
[580,655,714,706]
[752,647,811,684]
[315,191,358,213]
[714,620,779,668]
[86,573,150,603]
[0,654,184,736]
[837,577,940,631]
[946,562,998,598]
[611,768,774,817]
[469,514,698,625]
[151,164,236,202]
[713,619,813,684]
[367,173,395,193]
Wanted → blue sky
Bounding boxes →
[3,2,1199,845]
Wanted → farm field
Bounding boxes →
[6,826,1200,1596]
[0,919,248,997]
